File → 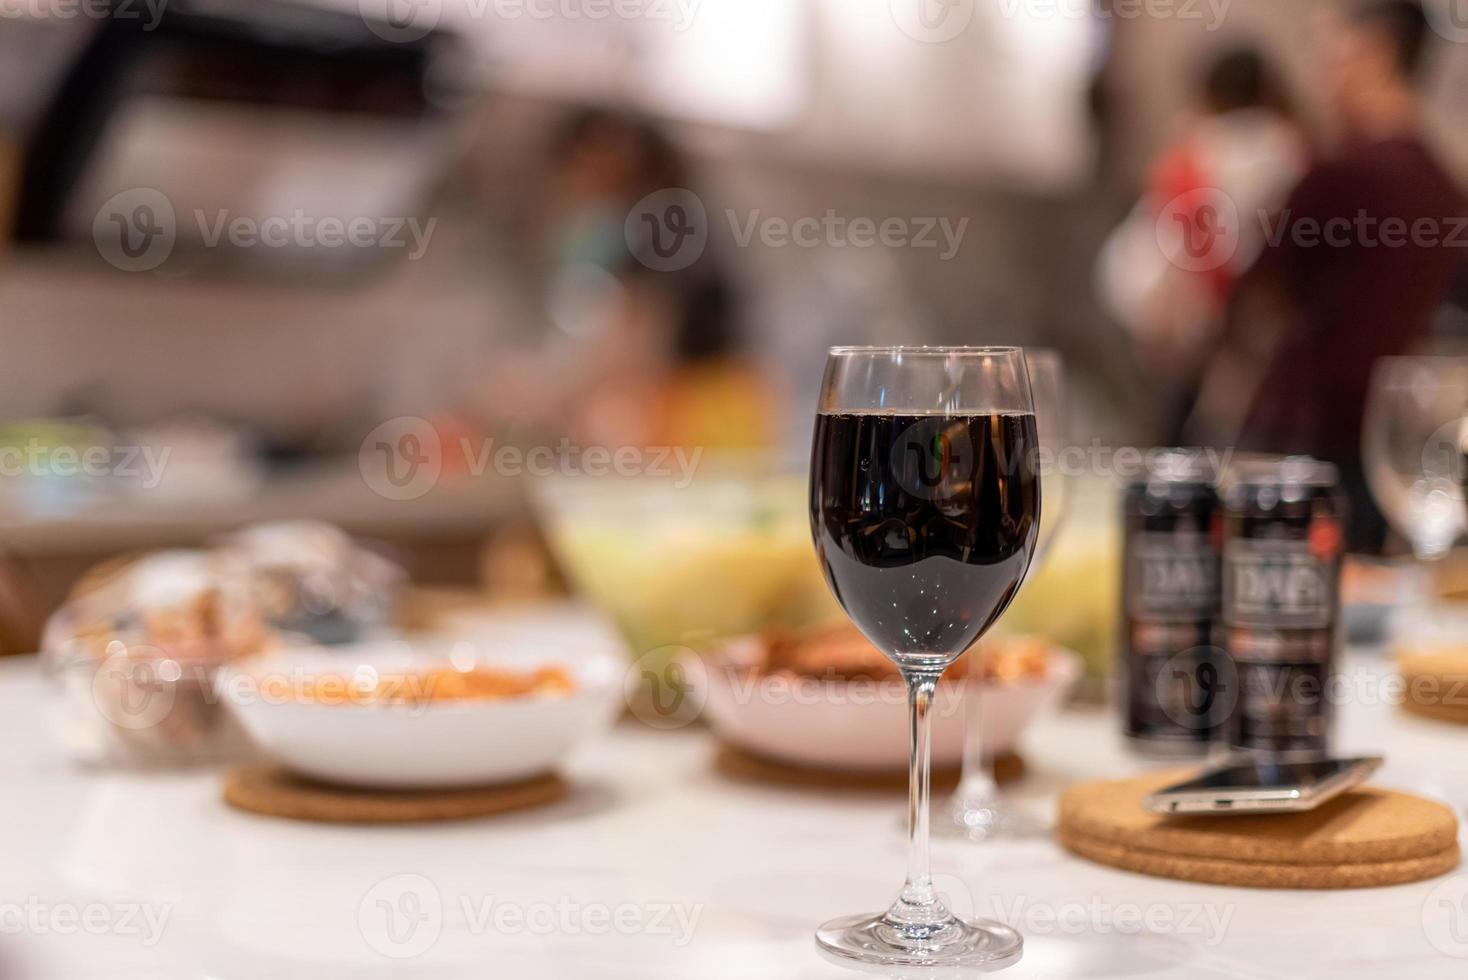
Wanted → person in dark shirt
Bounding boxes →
[1196,0,1467,551]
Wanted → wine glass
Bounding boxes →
[1363,356,1468,562]
[809,346,1039,970]
[941,349,1067,840]
[1363,356,1468,642]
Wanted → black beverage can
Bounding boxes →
[1220,455,1346,759]
[1121,449,1225,756]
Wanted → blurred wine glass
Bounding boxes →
[940,349,1068,840]
[1363,356,1468,562]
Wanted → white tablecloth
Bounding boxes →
[0,652,1465,980]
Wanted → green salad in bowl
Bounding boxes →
[536,463,841,666]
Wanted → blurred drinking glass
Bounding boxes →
[1363,356,1468,563]
[941,349,1068,840]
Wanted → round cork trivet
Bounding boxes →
[1055,771,1460,886]
[714,743,1023,793]
[1397,650,1468,726]
[223,766,566,824]
[1058,826,1459,889]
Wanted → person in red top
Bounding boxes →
[1098,47,1306,442]
[1192,0,1467,552]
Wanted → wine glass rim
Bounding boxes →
[827,345,1023,356]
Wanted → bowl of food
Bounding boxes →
[696,624,1082,772]
[536,465,841,660]
[217,628,624,788]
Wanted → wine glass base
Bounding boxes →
[934,798,1050,841]
[815,912,1023,973]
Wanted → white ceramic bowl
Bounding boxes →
[217,630,624,789]
[697,640,1083,772]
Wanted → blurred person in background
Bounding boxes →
[1097,45,1307,443]
[1189,0,1467,552]
[479,108,766,452]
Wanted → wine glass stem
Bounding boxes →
[957,655,997,803]
[896,671,941,923]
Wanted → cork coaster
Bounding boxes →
[714,743,1023,793]
[1056,771,1461,888]
[1057,826,1459,889]
[1397,650,1468,726]
[223,766,566,824]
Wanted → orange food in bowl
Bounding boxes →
[758,624,1050,685]
[265,665,577,706]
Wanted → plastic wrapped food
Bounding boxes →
[219,521,404,645]
[41,550,270,766]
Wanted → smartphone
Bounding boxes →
[1142,757,1384,815]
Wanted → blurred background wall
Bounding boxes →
[11,0,1464,455]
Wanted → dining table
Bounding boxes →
[0,645,1464,980]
